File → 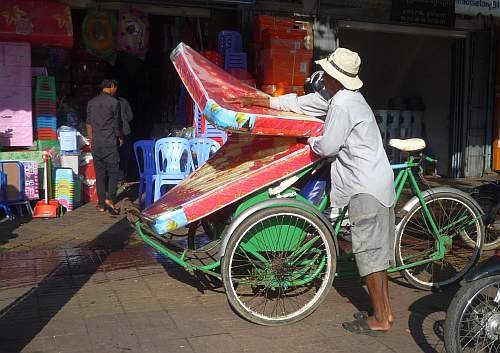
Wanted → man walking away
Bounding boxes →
[117,95,133,184]
[86,79,123,216]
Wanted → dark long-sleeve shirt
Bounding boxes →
[86,92,122,149]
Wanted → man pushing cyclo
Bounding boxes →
[228,47,395,336]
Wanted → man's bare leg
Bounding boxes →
[365,270,391,331]
[383,271,394,323]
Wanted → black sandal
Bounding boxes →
[342,317,388,337]
[106,206,120,216]
[354,311,369,321]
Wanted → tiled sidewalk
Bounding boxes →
[0,177,492,353]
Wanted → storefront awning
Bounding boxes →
[0,1,73,48]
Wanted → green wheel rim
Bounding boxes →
[227,212,333,321]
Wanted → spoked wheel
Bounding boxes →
[222,206,336,326]
[395,192,484,290]
[471,192,500,250]
[444,275,500,353]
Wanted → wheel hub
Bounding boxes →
[485,313,500,340]
[271,258,285,271]
[442,236,453,252]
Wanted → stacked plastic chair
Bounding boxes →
[193,105,227,146]
[153,137,194,202]
[35,76,57,141]
[133,140,156,209]
[189,138,220,170]
[54,168,75,211]
[218,31,247,71]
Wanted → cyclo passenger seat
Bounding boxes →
[388,138,426,152]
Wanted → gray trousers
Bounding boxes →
[348,193,395,277]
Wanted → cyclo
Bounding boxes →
[125,43,485,326]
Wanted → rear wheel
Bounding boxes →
[471,192,500,250]
[222,206,336,326]
[395,192,484,290]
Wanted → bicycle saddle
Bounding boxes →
[388,138,426,152]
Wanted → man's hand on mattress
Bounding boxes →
[224,96,270,108]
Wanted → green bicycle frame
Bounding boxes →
[322,153,463,274]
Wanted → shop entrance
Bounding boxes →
[337,21,491,177]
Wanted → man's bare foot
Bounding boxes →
[366,315,391,331]
[354,311,394,325]
[388,312,395,324]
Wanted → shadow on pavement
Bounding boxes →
[0,218,134,353]
[0,214,31,247]
[407,288,455,353]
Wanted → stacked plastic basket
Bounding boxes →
[54,168,82,211]
[35,76,57,142]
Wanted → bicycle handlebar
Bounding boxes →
[421,154,437,164]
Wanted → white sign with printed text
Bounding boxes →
[456,0,500,17]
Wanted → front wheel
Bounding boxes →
[444,275,500,353]
[222,206,336,326]
[395,191,484,290]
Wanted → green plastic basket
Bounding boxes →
[36,140,59,151]
[35,76,57,101]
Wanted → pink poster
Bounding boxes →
[117,9,149,60]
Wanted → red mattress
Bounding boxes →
[171,42,324,137]
[143,136,319,235]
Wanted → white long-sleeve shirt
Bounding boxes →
[270,90,395,208]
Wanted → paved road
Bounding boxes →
[0,198,483,353]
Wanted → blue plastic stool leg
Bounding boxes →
[138,178,144,209]
[145,175,155,208]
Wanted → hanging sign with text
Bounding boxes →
[455,0,500,17]
[391,0,456,26]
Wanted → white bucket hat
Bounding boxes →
[315,48,363,90]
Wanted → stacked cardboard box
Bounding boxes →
[254,16,312,96]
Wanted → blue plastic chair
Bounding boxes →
[0,171,13,221]
[0,161,31,216]
[193,105,228,145]
[218,31,243,56]
[224,52,247,71]
[133,140,156,209]
[154,137,194,202]
[189,138,220,170]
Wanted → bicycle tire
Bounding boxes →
[222,206,336,326]
[395,191,484,290]
[470,192,500,250]
[443,275,500,353]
